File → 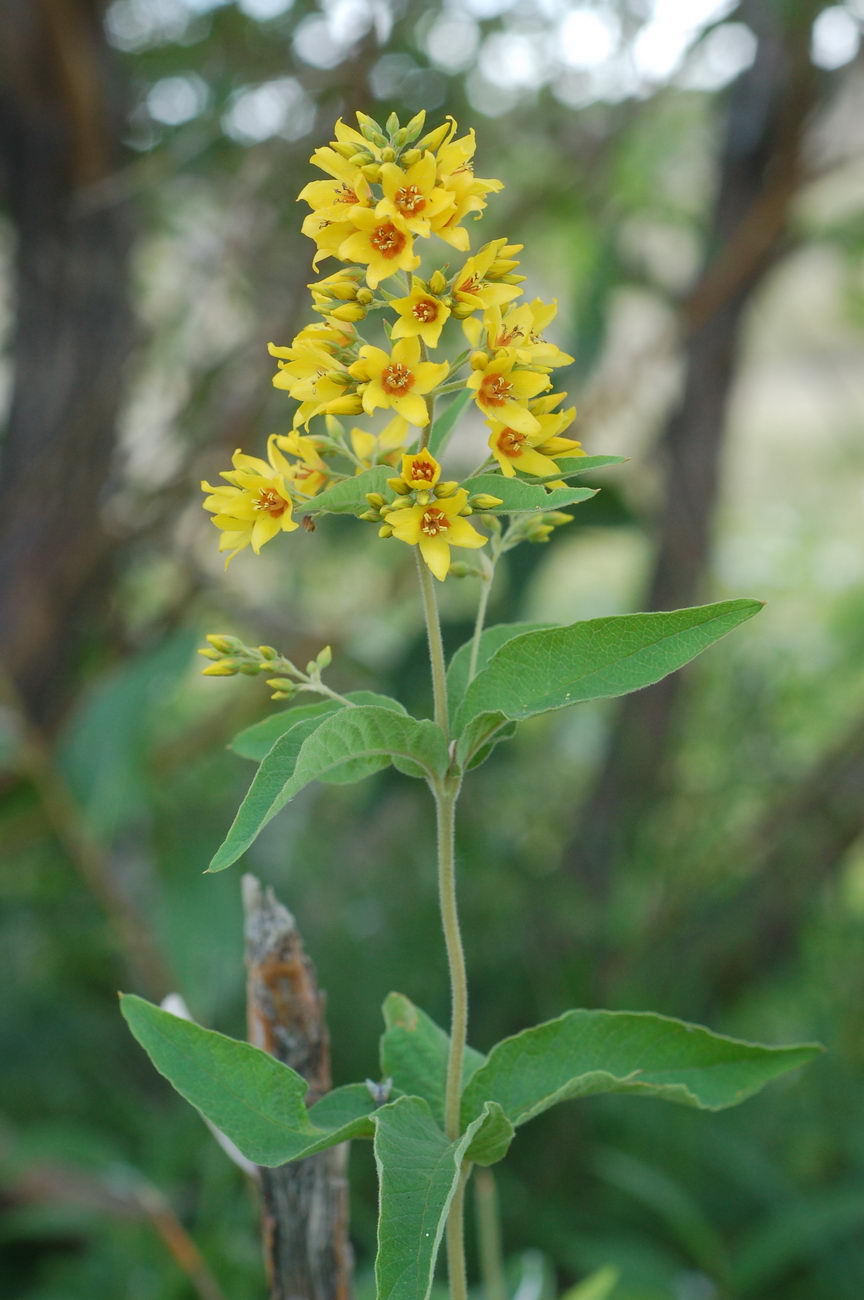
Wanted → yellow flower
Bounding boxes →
[390,277,451,347]
[467,354,550,433]
[487,393,582,477]
[273,431,330,498]
[433,130,504,251]
[351,337,449,426]
[387,488,486,581]
[337,210,420,288]
[349,415,410,468]
[201,436,299,563]
[268,330,359,428]
[298,150,372,222]
[376,154,454,236]
[450,239,524,316]
[464,298,574,369]
[400,447,441,488]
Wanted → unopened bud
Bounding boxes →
[331,140,357,159]
[266,678,297,693]
[378,523,393,538]
[417,122,450,153]
[387,477,411,494]
[361,162,382,182]
[365,492,385,507]
[470,351,490,370]
[433,481,459,498]
[349,150,371,167]
[316,645,333,670]
[206,634,241,654]
[447,562,474,578]
[385,111,400,136]
[400,147,421,167]
[470,493,504,510]
[330,303,366,323]
[258,645,278,659]
[355,287,373,305]
[403,110,426,143]
[380,146,396,163]
[429,269,447,294]
[202,661,238,677]
[451,301,475,320]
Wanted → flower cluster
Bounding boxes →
[201,110,584,577]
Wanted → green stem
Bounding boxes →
[446,1166,470,1300]
[474,1168,508,1300]
[416,551,449,735]
[467,545,498,682]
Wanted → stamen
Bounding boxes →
[370,222,407,259]
[254,488,287,517]
[412,299,439,323]
[480,373,512,407]
[497,428,524,457]
[420,507,450,536]
[381,363,415,394]
[395,185,426,214]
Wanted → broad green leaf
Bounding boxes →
[427,388,474,458]
[306,466,391,514]
[231,692,405,762]
[453,600,763,765]
[527,454,626,483]
[209,706,450,873]
[374,1096,501,1300]
[447,623,553,715]
[461,1009,822,1129]
[561,1267,620,1300]
[466,473,597,515]
[380,993,485,1127]
[121,995,376,1165]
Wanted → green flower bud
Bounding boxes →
[385,111,400,136]
[400,147,421,166]
[470,493,504,510]
[316,645,333,670]
[257,645,278,659]
[202,661,238,677]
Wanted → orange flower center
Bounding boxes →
[370,222,407,258]
[381,362,415,394]
[409,457,437,482]
[255,487,287,517]
[421,507,450,537]
[497,428,525,457]
[459,274,481,295]
[412,298,439,323]
[480,373,512,407]
[337,183,358,204]
[395,184,427,214]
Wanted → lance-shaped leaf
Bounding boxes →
[231,692,405,762]
[209,706,450,872]
[305,466,391,514]
[380,993,486,1127]
[461,1009,822,1129]
[427,388,474,458]
[447,623,553,715]
[121,995,377,1165]
[374,1096,504,1300]
[453,600,763,765]
[526,454,626,483]
[466,473,597,515]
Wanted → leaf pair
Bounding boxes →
[122,993,820,1300]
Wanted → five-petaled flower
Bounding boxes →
[387,488,486,581]
[352,338,449,426]
[201,436,299,563]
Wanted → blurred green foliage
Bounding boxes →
[2,0,864,1297]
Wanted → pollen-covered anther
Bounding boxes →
[254,488,288,516]
[498,428,525,456]
[381,363,415,394]
[395,185,427,214]
[481,374,513,407]
[370,222,407,258]
[420,508,451,537]
[412,299,439,323]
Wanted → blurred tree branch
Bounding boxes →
[566,0,830,896]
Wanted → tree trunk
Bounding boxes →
[0,0,134,727]
[243,875,353,1300]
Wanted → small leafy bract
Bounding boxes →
[209,706,450,873]
[121,995,377,1165]
[454,600,763,764]
[461,1009,823,1129]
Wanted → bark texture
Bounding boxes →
[243,874,353,1300]
[0,0,134,727]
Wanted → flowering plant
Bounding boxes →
[122,111,820,1300]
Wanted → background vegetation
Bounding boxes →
[2,1,863,1297]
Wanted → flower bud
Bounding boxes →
[378,523,393,538]
[365,492,385,507]
[451,300,475,320]
[355,287,373,305]
[258,645,278,659]
[470,493,504,510]
[239,662,261,676]
[433,481,459,498]
[447,562,474,578]
[266,678,297,694]
[331,140,357,159]
[428,269,447,294]
[380,146,396,163]
[330,303,367,323]
[206,633,241,654]
[197,647,221,660]
[359,509,379,521]
[387,477,411,494]
[417,122,451,153]
[361,162,382,183]
[202,661,239,677]
[349,150,371,167]
[316,645,333,670]
[385,111,400,136]
[400,147,421,166]
[403,110,426,143]
[470,351,490,370]
[325,414,345,438]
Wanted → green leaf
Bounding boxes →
[466,473,597,515]
[306,466,391,515]
[446,622,553,716]
[560,1266,620,1300]
[231,692,405,762]
[461,1009,822,1129]
[209,706,450,873]
[427,388,473,458]
[374,1097,501,1300]
[380,993,485,1127]
[120,995,376,1165]
[453,600,763,765]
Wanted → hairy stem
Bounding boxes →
[416,551,449,735]
[467,573,492,683]
[446,1166,470,1300]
